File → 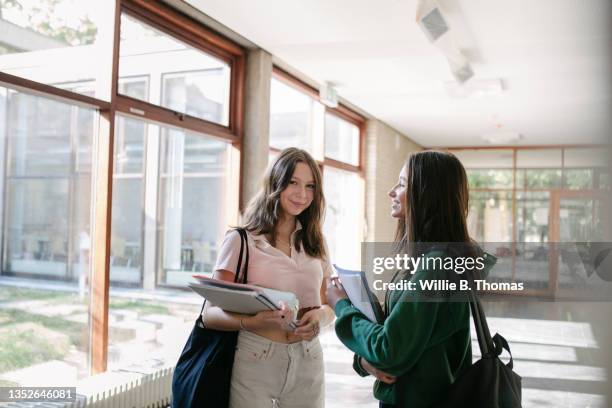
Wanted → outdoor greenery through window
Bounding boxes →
[0,0,244,379]
[0,85,94,386]
[451,147,611,294]
[0,0,115,100]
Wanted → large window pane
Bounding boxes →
[323,167,364,269]
[453,150,514,189]
[325,113,360,166]
[466,169,514,189]
[118,75,149,101]
[119,14,230,125]
[8,95,72,176]
[270,77,324,158]
[453,149,514,168]
[110,116,146,285]
[6,179,69,277]
[517,191,550,243]
[158,130,233,286]
[516,191,551,289]
[563,169,593,190]
[467,191,513,242]
[107,118,235,371]
[0,1,114,100]
[516,169,562,189]
[0,86,94,386]
[162,70,228,124]
[516,149,562,189]
[563,147,609,190]
[600,171,611,190]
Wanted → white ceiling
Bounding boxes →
[185,0,611,147]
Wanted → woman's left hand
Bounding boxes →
[325,277,348,309]
[293,308,324,341]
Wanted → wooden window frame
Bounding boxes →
[118,0,245,142]
[271,67,366,175]
[0,71,111,111]
[0,0,246,374]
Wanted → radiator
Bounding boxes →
[5,366,174,408]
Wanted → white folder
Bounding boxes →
[334,265,384,323]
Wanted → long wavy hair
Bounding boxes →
[242,147,326,259]
[395,150,476,257]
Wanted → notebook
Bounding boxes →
[190,275,299,328]
[333,265,384,323]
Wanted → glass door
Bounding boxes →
[549,191,608,297]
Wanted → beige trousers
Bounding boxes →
[229,330,325,408]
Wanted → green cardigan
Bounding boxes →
[334,251,496,407]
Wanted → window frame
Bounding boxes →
[0,0,246,374]
[270,67,366,174]
[118,0,245,141]
[445,145,610,299]
[269,68,366,270]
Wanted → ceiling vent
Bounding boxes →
[418,7,449,42]
[416,0,475,83]
[450,61,474,83]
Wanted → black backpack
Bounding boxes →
[438,291,522,407]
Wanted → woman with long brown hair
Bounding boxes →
[327,150,496,407]
[203,147,334,408]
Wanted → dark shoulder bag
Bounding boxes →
[171,228,249,408]
[437,291,522,408]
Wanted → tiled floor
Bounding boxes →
[1,278,610,407]
[321,300,611,408]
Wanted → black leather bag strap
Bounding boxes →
[468,289,495,358]
[235,228,249,284]
[199,228,249,316]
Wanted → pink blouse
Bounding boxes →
[214,223,332,308]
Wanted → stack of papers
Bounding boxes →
[190,275,299,328]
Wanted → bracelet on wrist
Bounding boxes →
[239,317,249,331]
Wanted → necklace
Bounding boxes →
[277,239,292,249]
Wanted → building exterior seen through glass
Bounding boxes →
[452,147,611,293]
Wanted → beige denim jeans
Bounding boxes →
[229,330,325,408]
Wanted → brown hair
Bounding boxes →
[242,147,327,259]
[395,150,473,254]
